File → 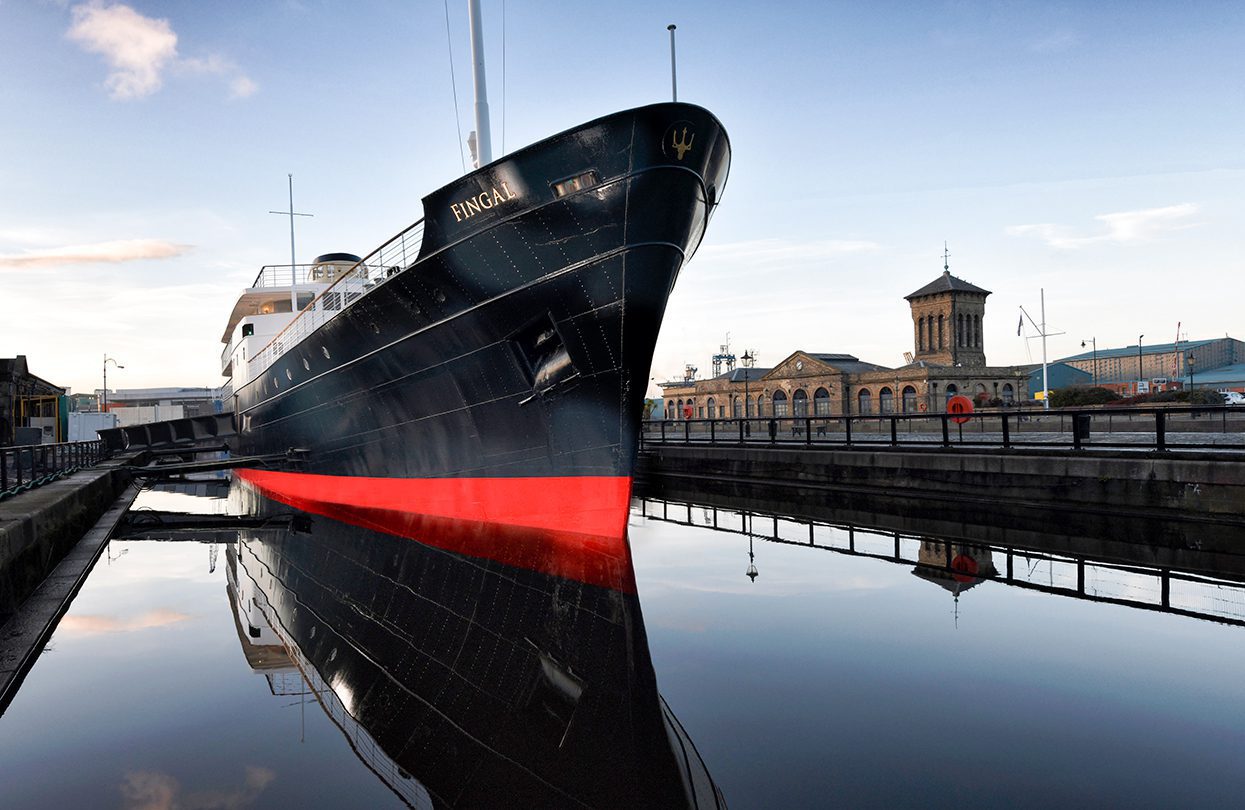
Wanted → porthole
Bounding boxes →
[285,369,293,381]
[309,626,317,638]
[321,346,331,359]
[272,376,279,389]
[302,357,310,371]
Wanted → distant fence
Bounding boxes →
[0,441,106,501]
[640,406,1245,453]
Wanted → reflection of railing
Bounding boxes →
[248,218,426,378]
[0,440,106,501]
[641,406,1245,453]
[637,497,1245,628]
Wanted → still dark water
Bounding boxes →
[1,484,1243,807]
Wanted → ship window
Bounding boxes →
[551,170,600,198]
[302,357,310,371]
[285,369,293,381]
[242,323,254,337]
[321,346,331,359]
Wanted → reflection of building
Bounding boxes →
[1,355,66,445]
[660,267,1030,417]
[911,540,998,598]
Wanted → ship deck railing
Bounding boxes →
[248,217,426,378]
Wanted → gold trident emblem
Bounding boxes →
[671,127,695,160]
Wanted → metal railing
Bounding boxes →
[249,264,320,289]
[641,405,1245,453]
[248,218,426,378]
[0,440,106,501]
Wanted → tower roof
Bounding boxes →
[905,269,991,301]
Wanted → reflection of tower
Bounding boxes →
[912,540,998,623]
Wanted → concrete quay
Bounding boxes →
[638,444,1245,522]
[0,459,134,622]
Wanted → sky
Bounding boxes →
[1,0,1242,398]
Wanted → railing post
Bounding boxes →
[1,449,7,491]
[1001,413,1010,449]
[890,416,898,446]
[684,419,690,444]
[844,416,852,446]
[710,419,716,444]
[805,417,811,446]
[1155,410,1166,451]
[941,415,950,447]
[739,418,745,444]
[1072,413,1082,451]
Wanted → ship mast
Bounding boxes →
[468,0,492,167]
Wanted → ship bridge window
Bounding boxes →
[551,170,600,198]
[242,324,254,337]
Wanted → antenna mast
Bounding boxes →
[268,173,313,311]
[468,0,492,167]
[668,24,678,101]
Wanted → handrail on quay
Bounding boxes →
[0,440,107,501]
[640,405,1245,453]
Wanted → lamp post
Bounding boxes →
[746,534,758,582]
[1187,353,1196,390]
[1137,335,1145,395]
[741,349,755,436]
[1081,337,1098,386]
[102,354,124,412]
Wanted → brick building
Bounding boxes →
[659,269,1030,418]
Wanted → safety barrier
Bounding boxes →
[0,440,106,501]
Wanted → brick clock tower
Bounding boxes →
[906,255,991,368]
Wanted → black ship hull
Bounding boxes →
[231,103,729,589]
[229,489,724,808]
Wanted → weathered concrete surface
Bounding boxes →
[638,445,1245,520]
[0,460,133,622]
[0,484,139,711]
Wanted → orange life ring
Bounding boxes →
[919,403,928,412]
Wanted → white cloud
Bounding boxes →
[1006,203,1200,249]
[229,75,259,99]
[0,238,191,267]
[66,2,257,100]
[67,1,177,99]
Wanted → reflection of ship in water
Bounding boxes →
[224,492,724,809]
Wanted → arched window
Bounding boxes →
[1002,383,1015,404]
[747,395,756,417]
[792,389,809,417]
[706,397,715,419]
[857,388,872,414]
[937,314,944,349]
[666,400,675,419]
[974,314,982,347]
[756,393,766,416]
[879,386,894,413]
[902,385,917,413]
[918,317,925,351]
[814,387,831,416]
[732,396,742,417]
[772,390,789,417]
[974,383,987,404]
[945,383,959,402]
[676,399,684,418]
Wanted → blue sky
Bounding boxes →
[1,1,1242,396]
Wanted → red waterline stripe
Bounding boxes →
[234,469,637,593]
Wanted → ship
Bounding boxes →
[219,102,729,590]
[226,490,726,808]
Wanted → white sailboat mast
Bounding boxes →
[468,0,493,167]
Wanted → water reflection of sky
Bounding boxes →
[629,510,1245,808]
[1,491,1243,808]
[0,538,405,808]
